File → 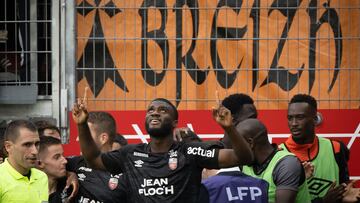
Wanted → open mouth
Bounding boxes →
[150,119,161,125]
[291,129,301,135]
[27,157,37,163]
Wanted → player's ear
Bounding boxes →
[172,120,178,128]
[4,140,13,154]
[246,138,254,149]
[313,112,317,122]
[98,133,109,145]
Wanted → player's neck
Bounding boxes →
[7,157,29,175]
[293,133,315,144]
[255,144,275,165]
[48,176,58,194]
[100,143,112,153]
[149,136,174,153]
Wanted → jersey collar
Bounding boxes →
[3,158,41,182]
[252,144,278,175]
[283,136,319,162]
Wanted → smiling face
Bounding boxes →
[145,100,178,138]
[5,128,40,175]
[39,144,67,179]
[287,102,316,143]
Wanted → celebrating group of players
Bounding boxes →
[0,92,359,203]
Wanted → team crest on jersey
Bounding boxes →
[108,177,119,190]
[168,157,178,170]
[168,150,178,170]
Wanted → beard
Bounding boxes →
[145,120,173,138]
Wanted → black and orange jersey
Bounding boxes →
[101,141,221,203]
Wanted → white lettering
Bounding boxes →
[226,187,239,201]
[133,152,149,158]
[138,185,174,196]
[237,187,248,200]
[225,187,263,201]
[139,178,174,196]
[79,196,103,203]
[79,166,92,172]
[141,178,168,187]
[187,147,215,158]
[164,185,174,194]
[250,187,262,200]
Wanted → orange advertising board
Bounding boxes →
[76,0,360,110]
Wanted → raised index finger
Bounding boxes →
[83,86,89,102]
[215,90,221,106]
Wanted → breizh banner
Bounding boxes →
[75,0,359,110]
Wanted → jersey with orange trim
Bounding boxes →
[280,136,349,199]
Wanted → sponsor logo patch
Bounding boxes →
[133,151,149,158]
[308,177,333,196]
[187,147,215,158]
[134,159,144,168]
[78,173,86,181]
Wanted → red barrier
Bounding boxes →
[64,109,360,179]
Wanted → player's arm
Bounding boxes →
[332,140,350,183]
[273,156,304,203]
[212,92,253,167]
[275,190,297,203]
[72,88,106,170]
[65,171,79,201]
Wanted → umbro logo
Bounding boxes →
[78,173,86,181]
[134,160,144,168]
[307,177,333,196]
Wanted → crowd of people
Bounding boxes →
[0,93,359,203]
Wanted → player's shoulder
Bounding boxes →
[126,143,148,151]
[31,167,49,179]
[67,155,85,165]
[182,140,224,149]
[326,139,347,154]
[119,143,150,158]
[317,137,343,154]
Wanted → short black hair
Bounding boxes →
[289,94,317,111]
[152,98,178,120]
[39,136,62,154]
[114,133,128,146]
[4,120,38,142]
[222,93,254,115]
[34,120,60,137]
[88,112,117,142]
